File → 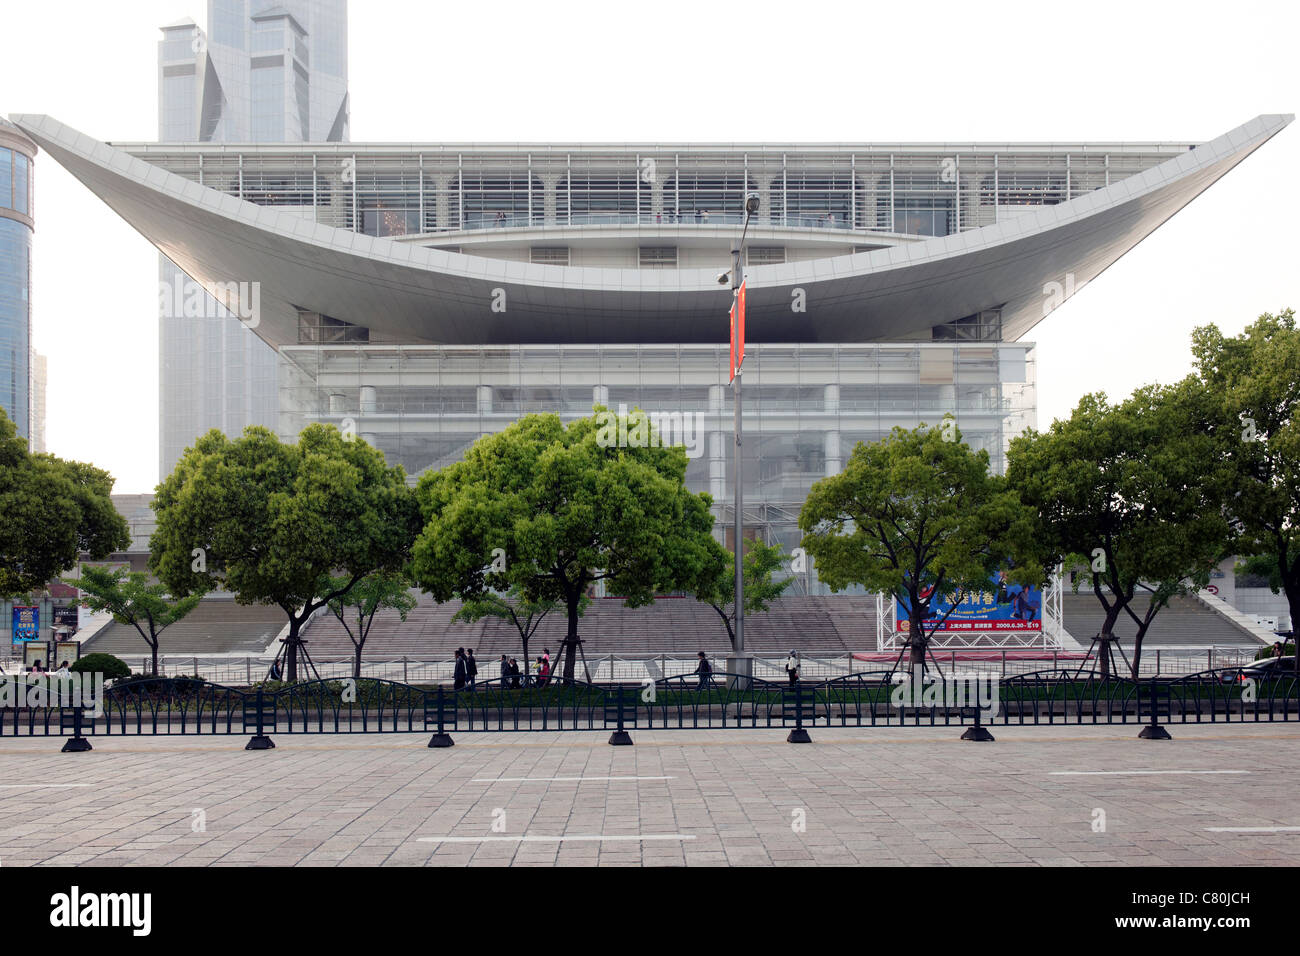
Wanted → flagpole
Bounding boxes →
[731,239,745,682]
[729,193,759,688]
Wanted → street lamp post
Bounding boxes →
[727,193,760,687]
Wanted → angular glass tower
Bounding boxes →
[0,118,34,443]
[155,0,348,480]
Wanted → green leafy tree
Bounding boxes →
[1192,309,1300,673]
[150,425,421,682]
[325,570,418,680]
[453,584,590,682]
[800,420,1043,668]
[63,566,203,676]
[413,408,718,682]
[1006,382,1232,678]
[0,409,129,597]
[694,539,794,651]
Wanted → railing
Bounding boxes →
[2,648,1257,687]
[5,667,1296,751]
[415,211,871,235]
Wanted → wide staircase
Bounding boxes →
[299,593,880,660]
[1060,593,1265,652]
[83,597,285,657]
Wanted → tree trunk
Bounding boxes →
[1286,584,1300,675]
[561,590,579,683]
[150,638,159,678]
[908,610,926,667]
[1099,603,1122,681]
[521,636,530,687]
[353,641,363,682]
[286,615,301,683]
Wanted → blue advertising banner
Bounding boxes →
[12,606,39,642]
[896,574,1042,634]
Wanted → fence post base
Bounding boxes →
[427,733,454,748]
[608,729,634,746]
[245,735,276,750]
[1138,724,1172,740]
[61,737,93,753]
[786,727,812,744]
[960,725,995,742]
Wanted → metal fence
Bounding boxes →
[2,647,1264,686]
[3,667,1296,751]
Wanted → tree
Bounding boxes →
[0,408,129,597]
[1192,309,1300,673]
[694,538,794,651]
[800,420,1042,668]
[453,584,589,682]
[413,408,718,682]
[1006,382,1232,678]
[150,425,421,682]
[63,566,203,676]
[325,570,418,680]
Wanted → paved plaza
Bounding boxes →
[0,724,1298,867]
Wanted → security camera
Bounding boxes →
[716,270,731,285]
[745,192,761,214]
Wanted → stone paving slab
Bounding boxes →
[0,724,1297,866]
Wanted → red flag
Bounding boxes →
[729,298,737,382]
[737,280,746,371]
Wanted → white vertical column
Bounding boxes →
[824,430,841,477]
[359,385,377,414]
[477,385,493,415]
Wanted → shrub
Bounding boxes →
[69,653,131,681]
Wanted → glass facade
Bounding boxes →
[0,132,33,441]
[130,142,1180,242]
[279,342,1036,594]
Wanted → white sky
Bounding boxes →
[2,0,1297,494]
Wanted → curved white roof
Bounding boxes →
[11,113,1291,347]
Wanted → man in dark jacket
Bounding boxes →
[466,649,479,691]
[695,651,713,690]
[453,648,467,690]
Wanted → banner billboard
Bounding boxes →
[12,606,39,643]
[896,574,1042,634]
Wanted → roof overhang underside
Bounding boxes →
[11,113,1292,347]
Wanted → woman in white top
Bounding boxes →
[785,650,800,686]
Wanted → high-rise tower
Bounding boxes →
[156,1,348,479]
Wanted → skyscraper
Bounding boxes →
[30,348,45,454]
[0,118,34,443]
[156,1,348,479]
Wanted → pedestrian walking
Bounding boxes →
[453,647,467,690]
[695,650,713,690]
[509,657,521,689]
[466,648,478,691]
[500,654,510,688]
[785,649,800,686]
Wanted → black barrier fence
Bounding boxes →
[1,668,1297,751]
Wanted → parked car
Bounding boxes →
[1221,657,1297,683]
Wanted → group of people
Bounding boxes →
[496,652,551,688]
[449,647,807,688]
[454,647,558,689]
[26,660,72,676]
